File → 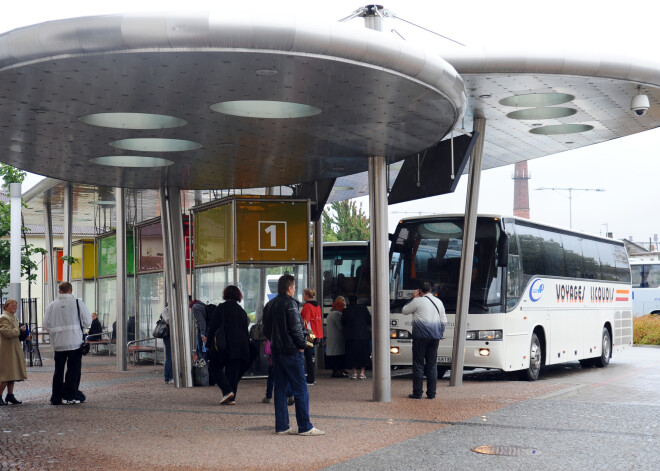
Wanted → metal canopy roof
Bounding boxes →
[0,12,465,190]
[4,12,660,230]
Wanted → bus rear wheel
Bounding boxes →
[520,333,542,381]
[592,327,611,368]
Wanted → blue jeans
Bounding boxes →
[164,337,173,382]
[412,338,440,398]
[273,351,312,433]
[266,365,293,399]
[196,330,207,361]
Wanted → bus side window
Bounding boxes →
[506,254,521,310]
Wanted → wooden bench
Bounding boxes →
[127,338,161,365]
[86,331,112,355]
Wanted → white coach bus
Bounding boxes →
[389,215,633,380]
[629,257,660,316]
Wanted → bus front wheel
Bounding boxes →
[520,333,542,381]
[592,327,611,368]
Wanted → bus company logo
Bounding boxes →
[529,279,544,302]
[555,284,585,303]
[590,286,615,303]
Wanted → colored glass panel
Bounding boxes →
[83,242,96,279]
[236,201,308,262]
[195,204,233,265]
[71,244,83,280]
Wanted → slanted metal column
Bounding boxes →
[313,218,323,305]
[115,188,128,371]
[9,183,21,314]
[43,200,57,304]
[63,184,73,282]
[160,186,193,388]
[369,156,391,402]
[450,118,486,387]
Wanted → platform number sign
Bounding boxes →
[259,221,287,251]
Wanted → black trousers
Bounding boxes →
[303,345,315,384]
[52,348,83,402]
[213,359,242,399]
[412,338,440,398]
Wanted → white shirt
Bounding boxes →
[44,293,92,352]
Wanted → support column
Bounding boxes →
[369,156,391,402]
[115,188,128,371]
[160,186,193,388]
[43,200,57,304]
[9,183,21,315]
[63,184,73,282]
[450,118,486,387]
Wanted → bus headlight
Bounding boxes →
[390,329,411,339]
[466,330,503,340]
[390,346,400,354]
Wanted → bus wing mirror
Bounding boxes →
[497,233,509,267]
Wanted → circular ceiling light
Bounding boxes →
[80,113,187,130]
[210,100,321,119]
[507,107,577,120]
[529,124,594,135]
[90,156,174,167]
[500,93,575,107]
[109,138,202,152]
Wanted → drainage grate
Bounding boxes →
[472,445,541,456]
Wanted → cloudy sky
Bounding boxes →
[2,0,659,243]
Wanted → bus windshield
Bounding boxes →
[389,217,503,313]
[322,243,370,306]
[631,263,660,288]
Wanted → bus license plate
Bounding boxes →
[437,356,451,363]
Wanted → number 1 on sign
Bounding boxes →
[264,224,277,247]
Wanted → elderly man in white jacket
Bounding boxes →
[43,282,92,405]
[402,281,447,400]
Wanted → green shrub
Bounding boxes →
[633,314,660,345]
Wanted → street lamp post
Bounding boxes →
[535,187,605,229]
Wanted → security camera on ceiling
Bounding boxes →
[631,86,650,116]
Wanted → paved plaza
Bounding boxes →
[1,346,658,470]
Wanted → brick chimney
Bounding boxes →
[513,161,530,218]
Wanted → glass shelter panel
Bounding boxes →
[195,266,233,305]
[83,242,95,279]
[138,272,165,341]
[139,222,164,272]
[84,281,96,317]
[98,233,135,276]
[98,277,116,335]
[71,244,83,280]
[195,205,233,265]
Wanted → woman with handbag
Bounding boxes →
[159,305,173,384]
[0,299,29,405]
[206,286,250,405]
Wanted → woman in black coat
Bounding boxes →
[341,295,372,379]
[206,286,250,405]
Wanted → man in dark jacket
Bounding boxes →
[263,274,324,436]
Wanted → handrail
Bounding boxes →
[85,331,111,342]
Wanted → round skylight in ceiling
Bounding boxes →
[529,124,594,135]
[507,107,577,120]
[80,113,187,129]
[500,93,575,107]
[109,138,202,152]
[90,156,174,167]
[210,100,322,119]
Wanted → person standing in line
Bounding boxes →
[0,299,29,405]
[189,296,207,361]
[300,288,323,385]
[325,296,347,378]
[341,295,372,380]
[43,282,92,405]
[263,274,325,436]
[160,304,173,384]
[206,285,250,405]
[401,281,447,399]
